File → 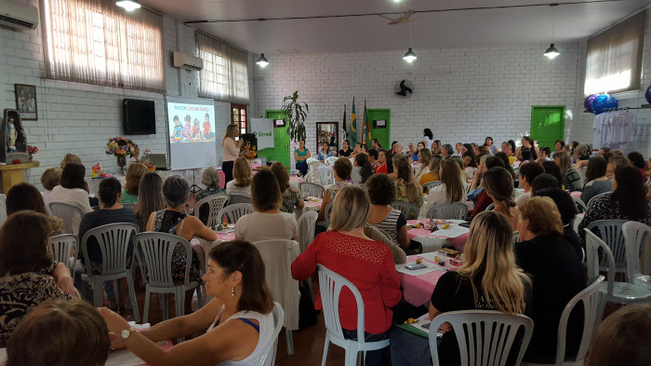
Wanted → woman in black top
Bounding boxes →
[338,140,352,157]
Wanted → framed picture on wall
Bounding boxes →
[14,84,37,120]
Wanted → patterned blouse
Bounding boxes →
[395,179,424,209]
[578,193,651,243]
[0,262,73,346]
[152,210,202,286]
[325,181,351,201]
[281,188,302,214]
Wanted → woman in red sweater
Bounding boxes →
[291,185,402,366]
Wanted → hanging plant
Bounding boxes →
[281,91,309,142]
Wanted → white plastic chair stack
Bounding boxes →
[134,233,204,328]
[299,181,325,198]
[325,156,338,167]
[584,229,651,321]
[303,161,325,183]
[429,310,534,366]
[50,202,86,235]
[317,165,335,185]
[48,234,78,275]
[391,201,420,220]
[217,203,253,224]
[622,221,651,289]
[317,264,390,366]
[522,275,605,366]
[426,203,468,220]
[193,193,230,227]
[297,211,318,254]
[80,223,141,322]
[252,239,301,356]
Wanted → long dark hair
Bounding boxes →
[210,241,274,314]
[585,157,608,186]
[355,153,374,183]
[0,211,52,275]
[6,183,48,215]
[60,163,89,193]
[542,161,563,188]
[423,128,433,139]
[612,166,647,219]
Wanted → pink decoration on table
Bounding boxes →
[406,220,470,253]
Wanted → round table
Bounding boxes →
[397,253,459,307]
[294,197,322,220]
[406,219,470,253]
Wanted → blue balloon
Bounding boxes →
[591,94,618,115]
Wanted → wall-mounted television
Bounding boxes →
[123,99,156,135]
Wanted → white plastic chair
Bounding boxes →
[252,239,301,356]
[193,193,230,226]
[317,264,390,366]
[325,156,338,166]
[48,234,78,275]
[0,194,6,226]
[306,157,320,165]
[217,203,253,224]
[297,211,318,253]
[584,229,651,320]
[485,202,495,211]
[522,276,605,366]
[572,197,587,214]
[299,181,325,198]
[80,223,140,322]
[512,231,521,243]
[586,191,611,211]
[317,165,335,185]
[50,202,86,234]
[134,233,204,326]
[391,201,420,220]
[622,221,651,288]
[426,203,468,220]
[586,219,628,276]
[229,194,252,204]
[323,202,334,229]
[422,180,442,192]
[260,302,286,366]
[428,310,534,366]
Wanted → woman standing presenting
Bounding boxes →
[294,140,310,176]
[222,124,241,185]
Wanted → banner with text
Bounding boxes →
[250,118,274,149]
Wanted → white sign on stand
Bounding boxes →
[250,118,274,149]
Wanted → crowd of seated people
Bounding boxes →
[3,132,651,366]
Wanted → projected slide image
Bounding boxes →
[168,105,216,143]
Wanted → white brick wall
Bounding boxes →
[253,44,581,167]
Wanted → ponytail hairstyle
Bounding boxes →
[483,167,516,208]
[392,154,422,204]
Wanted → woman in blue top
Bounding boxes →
[317,142,333,161]
[294,140,310,176]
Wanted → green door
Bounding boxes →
[367,109,391,149]
[261,110,290,167]
[530,106,565,149]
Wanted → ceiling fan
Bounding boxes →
[377,9,421,25]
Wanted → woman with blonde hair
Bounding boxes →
[483,166,519,230]
[553,152,582,191]
[293,185,401,366]
[392,154,423,218]
[222,124,242,185]
[419,155,442,187]
[59,153,81,169]
[606,155,628,179]
[40,167,62,210]
[414,148,431,183]
[226,157,252,197]
[426,159,466,210]
[391,211,530,366]
[121,163,149,204]
[516,197,585,363]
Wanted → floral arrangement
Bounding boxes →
[241,140,257,160]
[105,137,138,157]
[27,145,39,155]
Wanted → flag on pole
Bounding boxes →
[342,104,347,141]
[363,99,371,145]
[349,98,357,146]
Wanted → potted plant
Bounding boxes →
[281,91,309,142]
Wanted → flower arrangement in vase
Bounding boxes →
[241,140,257,161]
[27,145,38,161]
[105,137,138,173]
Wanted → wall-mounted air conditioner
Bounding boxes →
[173,51,204,71]
[0,0,39,30]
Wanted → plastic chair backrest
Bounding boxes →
[622,221,650,283]
[586,191,611,211]
[0,194,7,226]
[512,231,520,243]
[297,211,318,253]
[80,223,139,276]
[572,197,588,214]
[553,275,605,365]
[217,203,253,224]
[586,219,627,267]
[299,181,325,198]
[49,202,86,234]
[323,202,334,229]
[134,232,193,287]
[260,302,285,366]
[317,264,368,346]
[584,229,616,295]
[391,201,420,220]
[325,156,338,167]
[485,202,495,211]
[426,203,468,220]
[193,193,230,226]
[428,310,534,366]
[422,180,442,192]
[317,165,335,185]
[229,194,252,205]
[48,234,78,273]
[306,157,320,165]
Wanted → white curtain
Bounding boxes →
[196,32,249,104]
[584,11,645,95]
[42,0,165,93]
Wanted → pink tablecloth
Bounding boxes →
[406,220,470,253]
[398,255,453,307]
[570,191,582,199]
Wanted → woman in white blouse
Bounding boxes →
[49,163,93,235]
[226,157,253,197]
[426,159,466,210]
[221,124,241,185]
